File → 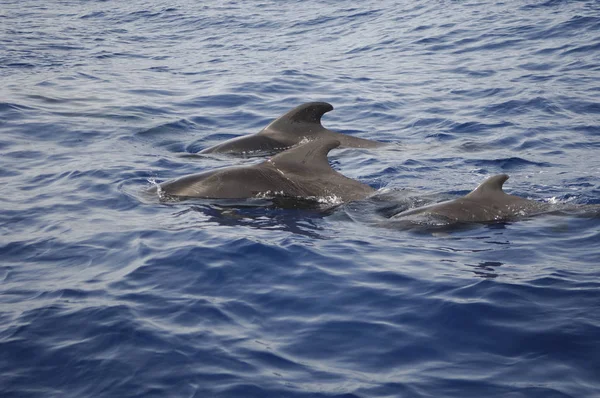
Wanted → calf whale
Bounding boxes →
[199,102,384,155]
[391,174,548,223]
[153,139,376,202]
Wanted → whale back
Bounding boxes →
[393,174,547,222]
[263,138,376,201]
[267,138,341,174]
[200,102,383,155]
[157,138,375,201]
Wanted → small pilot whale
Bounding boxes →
[391,174,548,223]
[153,139,376,202]
[199,102,384,155]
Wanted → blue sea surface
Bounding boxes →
[2,1,600,397]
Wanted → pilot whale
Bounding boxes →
[391,174,548,223]
[199,102,384,155]
[153,139,376,202]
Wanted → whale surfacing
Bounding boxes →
[154,139,376,203]
[199,102,383,155]
[392,174,548,223]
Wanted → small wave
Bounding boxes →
[464,157,554,170]
[136,119,196,137]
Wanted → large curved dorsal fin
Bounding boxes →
[466,174,509,198]
[267,139,340,174]
[266,102,333,132]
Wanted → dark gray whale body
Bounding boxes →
[154,139,375,202]
[392,174,548,223]
[199,102,383,155]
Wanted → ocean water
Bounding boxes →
[1,0,600,397]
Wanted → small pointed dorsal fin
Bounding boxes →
[267,139,340,174]
[466,174,509,198]
[267,102,333,131]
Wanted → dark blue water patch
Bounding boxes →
[135,119,197,143]
[0,167,21,178]
[483,97,564,116]
[0,305,190,397]
[176,94,262,109]
[146,66,170,73]
[125,88,184,97]
[450,36,482,48]
[413,35,447,46]
[198,109,265,131]
[45,44,86,52]
[464,157,554,170]
[450,87,509,99]
[24,94,73,105]
[558,59,598,74]
[0,62,36,70]
[93,51,150,60]
[116,240,290,295]
[562,40,600,55]
[25,169,77,188]
[452,38,524,55]
[0,102,36,114]
[165,205,329,238]
[408,117,454,129]
[564,177,597,189]
[51,130,105,148]
[3,150,45,160]
[561,99,600,115]
[118,105,177,119]
[411,24,432,32]
[571,124,600,136]
[425,132,455,141]
[241,78,322,96]
[515,73,560,83]
[342,8,382,20]
[284,319,435,370]
[444,66,496,78]
[449,120,515,135]
[79,11,106,19]
[517,137,562,151]
[533,43,571,55]
[518,62,557,71]
[520,0,573,10]
[527,15,599,40]
[561,141,600,151]
[0,237,107,269]
[122,10,164,23]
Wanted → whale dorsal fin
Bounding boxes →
[466,174,509,198]
[267,139,340,174]
[266,102,333,132]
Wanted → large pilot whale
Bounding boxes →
[199,102,384,155]
[391,174,549,223]
[153,139,376,202]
